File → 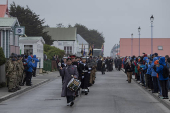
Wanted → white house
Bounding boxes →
[0,17,20,58]
[44,27,79,55]
[19,37,45,73]
[76,34,89,56]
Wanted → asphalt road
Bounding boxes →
[0,70,169,113]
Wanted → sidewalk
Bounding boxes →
[0,71,60,103]
[121,68,170,110]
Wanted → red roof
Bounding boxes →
[0,5,8,17]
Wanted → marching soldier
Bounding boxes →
[59,56,67,82]
[101,58,106,74]
[60,58,79,107]
[80,57,90,95]
[70,55,81,97]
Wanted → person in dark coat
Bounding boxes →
[117,57,122,71]
[114,58,118,70]
[108,57,113,71]
[101,58,106,74]
[60,58,79,106]
[125,62,135,83]
[97,58,102,71]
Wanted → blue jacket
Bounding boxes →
[142,57,149,70]
[156,57,169,80]
[123,58,125,65]
[146,64,152,75]
[151,57,158,77]
[27,56,34,72]
[33,55,39,67]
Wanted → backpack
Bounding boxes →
[162,64,169,78]
[166,62,170,77]
[24,61,31,72]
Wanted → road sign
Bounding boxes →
[15,26,25,35]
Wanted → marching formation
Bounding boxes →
[59,55,115,106]
[5,54,39,92]
[59,55,98,106]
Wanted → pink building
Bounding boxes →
[120,38,170,57]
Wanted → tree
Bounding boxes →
[9,2,53,45]
[74,24,105,48]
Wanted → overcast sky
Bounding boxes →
[1,0,170,56]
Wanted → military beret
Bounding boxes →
[12,58,16,61]
[10,56,14,58]
[66,58,72,61]
[14,55,17,58]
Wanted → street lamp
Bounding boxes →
[131,33,133,57]
[150,15,154,54]
[138,27,141,56]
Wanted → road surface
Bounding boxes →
[0,70,169,113]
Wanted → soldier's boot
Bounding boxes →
[8,88,16,92]
[16,86,21,90]
[19,82,23,86]
[85,89,88,95]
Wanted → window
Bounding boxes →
[64,46,72,54]
[158,46,163,50]
[24,45,33,55]
[64,47,66,53]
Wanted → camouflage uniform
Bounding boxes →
[6,61,17,91]
[17,60,24,86]
[88,59,97,85]
[5,59,12,87]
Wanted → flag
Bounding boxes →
[92,44,94,56]
[83,45,85,56]
[88,45,93,56]
[101,44,104,55]
[81,43,83,56]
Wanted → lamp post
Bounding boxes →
[117,44,118,57]
[138,27,141,56]
[150,15,154,54]
[131,33,133,57]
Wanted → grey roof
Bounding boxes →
[43,27,77,41]
[19,37,45,44]
[77,34,88,45]
[0,17,19,27]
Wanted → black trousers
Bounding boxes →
[148,74,153,89]
[33,68,37,77]
[152,77,158,92]
[159,80,168,97]
[101,67,105,74]
[118,65,121,71]
[66,96,74,103]
[81,73,88,89]
[26,72,32,85]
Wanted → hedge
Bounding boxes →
[0,47,6,66]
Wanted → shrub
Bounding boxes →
[0,47,6,66]
[44,44,65,60]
